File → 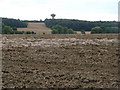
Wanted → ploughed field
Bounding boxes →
[2,34,119,88]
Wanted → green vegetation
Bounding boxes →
[2,24,36,34]
[2,24,14,34]
[2,18,36,34]
[43,32,46,34]
[0,22,2,34]
[2,18,27,29]
[105,27,119,33]
[2,18,119,34]
[45,19,118,31]
[91,26,119,34]
[81,30,86,35]
[51,25,76,34]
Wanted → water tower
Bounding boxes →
[51,14,56,19]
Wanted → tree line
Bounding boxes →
[23,20,44,23]
[2,24,36,34]
[91,26,119,34]
[2,18,27,29]
[45,19,118,31]
[51,25,76,34]
[2,18,36,34]
[1,18,119,34]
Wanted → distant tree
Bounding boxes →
[63,27,68,34]
[91,26,103,34]
[52,25,63,34]
[31,31,36,34]
[81,30,86,35]
[68,29,74,34]
[26,31,31,34]
[2,24,14,34]
[51,29,58,34]
[43,32,45,34]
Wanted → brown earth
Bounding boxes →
[17,23,51,34]
[2,34,119,89]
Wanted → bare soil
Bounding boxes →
[2,34,119,89]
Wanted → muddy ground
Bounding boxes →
[2,34,119,89]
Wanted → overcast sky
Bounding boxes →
[0,0,119,21]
